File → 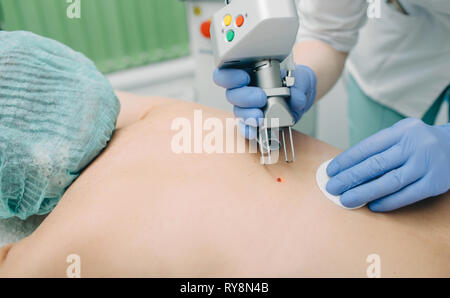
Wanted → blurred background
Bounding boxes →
[0,0,368,149]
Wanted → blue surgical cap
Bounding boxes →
[0,31,120,219]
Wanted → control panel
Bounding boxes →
[210,0,299,68]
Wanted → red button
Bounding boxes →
[200,20,211,39]
[236,15,244,27]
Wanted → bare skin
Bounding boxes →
[0,93,448,277]
[294,40,348,100]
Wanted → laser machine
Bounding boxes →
[181,0,230,110]
[210,0,300,164]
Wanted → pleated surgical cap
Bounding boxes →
[0,31,120,219]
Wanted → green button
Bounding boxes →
[226,30,235,42]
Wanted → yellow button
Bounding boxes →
[224,14,232,26]
[193,6,202,16]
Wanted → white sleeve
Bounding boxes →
[296,0,369,52]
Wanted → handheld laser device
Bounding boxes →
[210,0,299,164]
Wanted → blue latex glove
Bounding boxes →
[326,118,450,212]
[213,65,317,139]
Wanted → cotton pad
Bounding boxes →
[316,159,366,210]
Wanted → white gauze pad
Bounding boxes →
[316,159,366,210]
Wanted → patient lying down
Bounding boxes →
[0,92,449,277]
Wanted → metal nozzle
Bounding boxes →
[259,126,295,165]
[252,59,296,165]
[282,126,295,163]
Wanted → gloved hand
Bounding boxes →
[213,64,317,139]
[0,31,120,219]
[326,118,450,212]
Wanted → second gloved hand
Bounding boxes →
[326,118,450,212]
[213,65,317,139]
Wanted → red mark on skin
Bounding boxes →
[277,177,285,183]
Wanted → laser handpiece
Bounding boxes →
[210,0,299,164]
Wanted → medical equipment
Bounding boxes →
[0,31,119,219]
[210,0,299,164]
[181,0,230,110]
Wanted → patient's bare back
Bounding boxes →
[1,101,449,277]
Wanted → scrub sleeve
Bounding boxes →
[347,75,450,146]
